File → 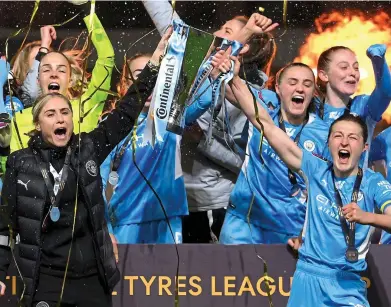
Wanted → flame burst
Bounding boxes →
[294,11,391,122]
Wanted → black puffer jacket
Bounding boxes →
[0,65,157,306]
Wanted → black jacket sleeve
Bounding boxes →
[87,64,158,165]
[0,154,18,283]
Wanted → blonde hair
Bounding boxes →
[29,93,73,137]
[12,30,95,104]
[11,41,47,85]
[62,49,91,99]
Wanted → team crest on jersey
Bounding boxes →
[267,101,275,111]
[36,302,50,307]
[335,181,345,190]
[357,191,364,202]
[286,128,295,137]
[304,140,315,152]
[86,160,98,177]
[329,111,340,119]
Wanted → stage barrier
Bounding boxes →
[2,244,391,306]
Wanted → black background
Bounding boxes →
[0,0,390,79]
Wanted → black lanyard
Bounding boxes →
[278,111,309,187]
[33,147,72,229]
[319,98,353,119]
[331,167,363,263]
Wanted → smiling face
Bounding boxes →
[318,49,360,98]
[275,65,315,123]
[38,52,71,95]
[328,120,367,177]
[35,96,73,147]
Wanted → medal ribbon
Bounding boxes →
[331,167,363,262]
[33,147,72,229]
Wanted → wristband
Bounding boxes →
[39,47,50,53]
[146,60,160,73]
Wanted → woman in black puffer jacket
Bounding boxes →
[0,29,171,307]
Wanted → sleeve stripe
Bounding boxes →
[380,200,391,213]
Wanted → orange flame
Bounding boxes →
[294,11,391,122]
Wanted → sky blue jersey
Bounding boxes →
[251,88,280,112]
[369,127,391,244]
[315,95,380,169]
[299,150,391,272]
[314,44,391,168]
[228,101,329,236]
[100,112,188,227]
[369,126,391,182]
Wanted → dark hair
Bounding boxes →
[276,62,315,85]
[232,16,276,76]
[275,62,316,114]
[11,41,48,85]
[328,113,368,143]
[317,46,354,95]
[100,53,152,117]
[117,53,152,98]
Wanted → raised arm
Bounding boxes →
[228,57,303,172]
[88,28,171,164]
[184,78,213,126]
[19,25,56,106]
[366,44,391,121]
[79,13,115,130]
[234,13,278,45]
[19,59,41,107]
[142,0,180,36]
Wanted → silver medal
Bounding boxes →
[109,171,119,186]
[50,207,60,222]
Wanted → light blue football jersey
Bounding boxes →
[315,95,380,169]
[228,101,329,236]
[369,127,391,244]
[299,150,391,272]
[100,112,188,227]
[369,126,391,182]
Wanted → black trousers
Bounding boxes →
[182,208,226,243]
[32,273,112,307]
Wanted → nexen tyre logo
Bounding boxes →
[157,56,176,120]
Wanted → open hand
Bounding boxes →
[150,26,174,66]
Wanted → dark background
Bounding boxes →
[0,1,390,84]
